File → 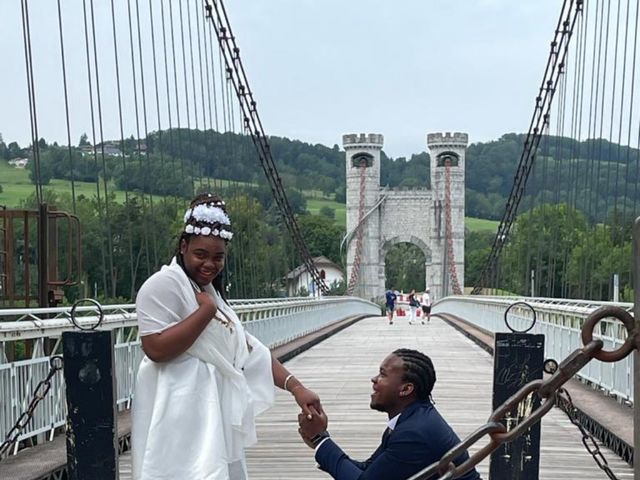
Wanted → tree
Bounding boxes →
[319,206,335,219]
[78,133,90,146]
[501,203,588,297]
[384,243,425,292]
[297,214,345,265]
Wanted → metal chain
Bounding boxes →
[0,355,64,460]
[556,387,619,480]
[408,305,636,480]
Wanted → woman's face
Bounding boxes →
[180,235,226,287]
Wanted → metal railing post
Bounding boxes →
[62,328,118,480]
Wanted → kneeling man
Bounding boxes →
[298,348,481,480]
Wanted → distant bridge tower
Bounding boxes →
[343,133,384,299]
[343,132,467,301]
[427,132,468,297]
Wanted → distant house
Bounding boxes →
[285,256,344,297]
[79,142,122,157]
[8,158,29,168]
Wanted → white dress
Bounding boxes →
[131,259,275,480]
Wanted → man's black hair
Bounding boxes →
[393,348,436,401]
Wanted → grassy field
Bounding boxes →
[1,160,500,231]
[306,198,346,225]
[465,217,499,232]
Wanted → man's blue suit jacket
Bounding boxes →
[315,400,481,480]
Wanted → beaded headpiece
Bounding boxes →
[183,196,233,240]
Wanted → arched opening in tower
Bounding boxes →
[384,243,428,292]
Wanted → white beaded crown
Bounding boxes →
[183,195,233,240]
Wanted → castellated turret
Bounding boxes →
[426,132,469,148]
[343,133,384,149]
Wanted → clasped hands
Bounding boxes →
[297,409,329,449]
[290,384,328,449]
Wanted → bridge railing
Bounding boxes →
[434,296,635,403]
[0,296,380,454]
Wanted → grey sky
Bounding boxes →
[0,1,559,159]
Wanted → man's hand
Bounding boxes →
[297,411,328,449]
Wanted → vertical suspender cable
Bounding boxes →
[168,1,187,200]
[160,0,178,208]
[20,0,43,206]
[110,0,137,299]
[205,0,328,293]
[56,0,77,214]
[82,0,108,296]
[148,0,168,214]
[472,0,583,294]
[134,0,159,272]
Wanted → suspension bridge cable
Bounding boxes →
[609,0,624,248]
[201,4,216,135]
[133,0,159,273]
[204,0,328,293]
[148,0,169,213]
[126,0,145,179]
[560,8,585,299]
[574,4,590,298]
[168,1,188,199]
[81,0,108,296]
[472,0,584,295]
[632,6,640,225]
[55,0,77,214]
[548,73,567,297]
[109,0,137,299]
[584,0,606,299]
[603,0,623,300]
[622,0,639,284]
[89,0,117,297]
[20,0,43,205]
[159,0,179,209]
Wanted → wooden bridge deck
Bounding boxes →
[119,316,633,479]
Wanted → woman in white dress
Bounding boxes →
[132,193,322,480]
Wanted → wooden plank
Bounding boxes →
[120,317,634,479]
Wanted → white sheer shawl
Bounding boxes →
[132,259,274,480]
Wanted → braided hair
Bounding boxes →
[393,348,436,402]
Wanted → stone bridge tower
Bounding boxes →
[344,132,468,301]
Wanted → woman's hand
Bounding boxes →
[292,385,324,419]
[195,291,217,317]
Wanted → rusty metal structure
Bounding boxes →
[0,205,81,308]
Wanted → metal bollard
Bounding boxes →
[489,302,544,480]
[62,299,118,480]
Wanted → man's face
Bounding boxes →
[370,354,411,414]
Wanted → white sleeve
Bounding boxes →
[135,271,190,336]
[243,332,275,415]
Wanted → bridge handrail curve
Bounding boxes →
[433,295,635,402]
[0,296,380,454]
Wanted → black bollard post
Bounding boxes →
[62,301,118,480]
[489,303,544,480]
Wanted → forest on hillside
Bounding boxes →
[2,130,639,224]
[2,130,637,301]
